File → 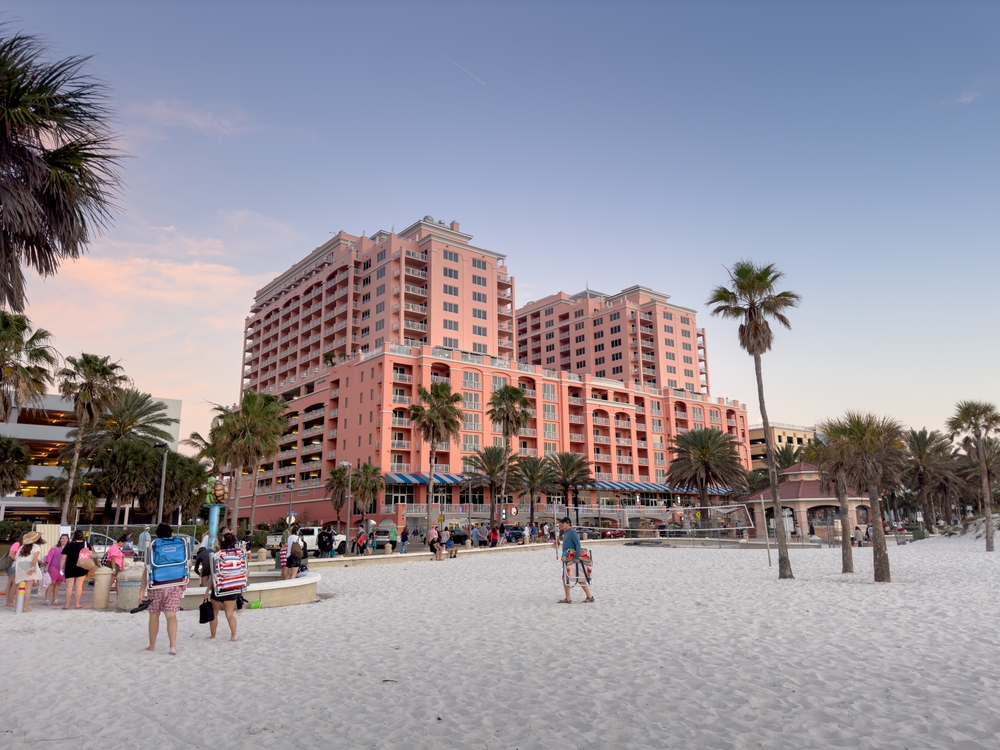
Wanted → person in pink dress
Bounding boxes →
[44,534,69,605]
[107,536,126,596]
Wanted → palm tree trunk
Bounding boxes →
[754,353,793,579]
[529,489,536,530]
[868,485,891,582]
[835,475,854,574]
[977,431,995,552]
[699,484,709,530]
[426,448,437,542]
[61,429,85,525]
[500,438,511,509]
[231,466,243,530]
[248,467,261,533]
[918,483,936,536]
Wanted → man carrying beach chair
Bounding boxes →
[557,517,594,604]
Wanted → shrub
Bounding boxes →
[0,520,32,543]
[251,530,267,549]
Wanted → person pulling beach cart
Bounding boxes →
[557,517,594,604]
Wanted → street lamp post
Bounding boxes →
[340,460,353,540]
[155,443,168,525]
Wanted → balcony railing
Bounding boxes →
[592,417,610,426]
[616,437,632,446]
[614,420,631,428]
[391,417,411,427]
[389,463,411,472]
[432,464,450,472]
[462,379,482,390]
[392,395,413,405]
[390,440,411,449]
[593,435,611,444]
[393,372,413,382]
[616,455,632,463]
[519,447,538,457]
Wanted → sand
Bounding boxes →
[2,534,1000,749]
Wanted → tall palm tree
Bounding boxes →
[708,260,801,579]
[351,463,384,532]
[511,455,558,529]
[408,382,463,535]
[157,452,209,522]
[182,430,221,477]
[0,29,122,312]
[903,429,955,536]
[948,401,1000,552]
[487,385,534,518]
[464,445,510,527]
[806,430,854,574]
[325,465,350,537]
[78,389,177,454]
[0,311,56,421]
[547,452,594,526]
[90,438,159,523]
[210,390,287,531]
[57,353,129,523]
[666,428,747,526]
[834,412,907,583]
[0,435,31,495]
[774,443,803,471]
[45,466,97,521]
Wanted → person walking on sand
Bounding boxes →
[204,532,245,642]
[557,517,593,604]
[400,526,409,554]
[139,524,187,655]
[61,530,90,610]
[44,534,68,605]
[389,524,398,553]
[14,531,44,611]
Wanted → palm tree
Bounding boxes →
[0,311,56,421]
[0,29,122,312]
[408,382,463,536]
[57,353,129,523]
[325,465,350,538]
[903,429,955,536]
[708,260,801,579]
[774,443,803,471]
[806,430,854,574]
[547,452,594,525]
[78,389,177,454]
[182,430,221,476]
[45,467,97,521]
[511,455,558,530]
[210,390,287,531]
[487,385,534,517]
[0,435,31,495]
[464,446,510,527]
[351,463,384,532]
[158,452,209,521]
[666,428,747,527]
[949,401,1000,551]
[90,438,159,523]
[833,412,907,583]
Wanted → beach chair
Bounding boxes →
[562,548,593,587]
[147,536,190,590]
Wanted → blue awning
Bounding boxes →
[429,473,469,485]
[384,473,425,485]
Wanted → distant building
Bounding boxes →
[515,286,709,394]
[0,394,182,520]
[748,422,816,471]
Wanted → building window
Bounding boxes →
[595,356,605,365]
[666,365,676,374]
[593,317,603,326]
[444,319,459,331]
[444,302,458,313]
[362,275,371,287]
[611,339,621,348]
[444,267,459,279]
[574,310,584,319]
[684,369,694,377]
[376,284,385,296]
[472,342,488,354]
[710,410,720,423]
[360,327,370,338]
[545,332,554,340]
[664,325,673,333]
[685,382,695,391]
[544,307,554,316]
[362,293,371,303]
[575,347,586,356]
[593,330,604,339]
[574,361,584,368]
[682,329,692,338]
[361,309,370,320]
[692,407,703,420]
[546,356,555,364]
[363,259,372,271]
[472,275,487,286]
[472,258,487,270]
[473,325,487,336]
[682,343,692,351]
[610,325,621,334]
[443,250,459,262]
[375,336,384,347]
[596,370,605,377]
[443,337,459,348]
[575,334,585,343]
[680,317,690,325]
[376,302,385,314]
[665,352,675,361]
[664,338,674,347]
[377,266,386,279]
[545,320,554,328]
[652,418,663,432]
[473,308,487,320]
[545,344,554,352]
[594,343,604,352]
[444,285,459,296]
[683,355,693,364]
[663,312,673,320]
[472,291,487,303]
[377,250,386,262]
[611,352,622,361]
[375,319,384,331]
[609,312,620,321]
[612,366,623,375]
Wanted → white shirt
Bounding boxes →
[287,534,301,555]
[199,533,211,550]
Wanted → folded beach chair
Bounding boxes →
[147,536,191,590]
[562,548,593,587]
[211,547,248,595]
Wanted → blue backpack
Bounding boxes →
[148,536,190,589]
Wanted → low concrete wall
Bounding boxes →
[180,571,319,610]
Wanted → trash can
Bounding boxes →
[92,566,113,610]
[256,548,267,562]
[115,564,145,612]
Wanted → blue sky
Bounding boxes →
[7,1,999,441]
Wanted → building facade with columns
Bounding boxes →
[234,217,753,531]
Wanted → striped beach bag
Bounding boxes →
[211,547,248,595]
[562,548,593,586]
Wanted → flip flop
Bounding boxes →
[584,597,595,603]
[557,598,572,604]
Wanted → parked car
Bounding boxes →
[600,527,627,539]
[298,526,347,556]
[504,526,525,543]
[373,528,391,549]
[450,529,469,545]
[571,526,601,540]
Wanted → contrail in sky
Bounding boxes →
[439,52,486,85]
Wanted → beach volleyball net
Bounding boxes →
[650,504,756,535]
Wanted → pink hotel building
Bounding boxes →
[235,216,751,529]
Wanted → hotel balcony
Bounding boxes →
[519,447,538,457]
[404,267,428,280]
[393,372,413,382]
[616,437,632,446]
[404,284,428,297]
[392,395,413,405]
[593,435,611,444]
[390,440,411,449]
[403,302,427,315]
[617,455,633,463]
[391,417,411,427]
[614,419,631,428]
[432,464,450,472]
[592,416,610,426]
[389,463,411,472]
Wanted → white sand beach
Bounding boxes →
[2,536,1000,749]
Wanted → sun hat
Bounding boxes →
[22,531,42,545]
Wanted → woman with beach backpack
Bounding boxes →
[203,532,247,641]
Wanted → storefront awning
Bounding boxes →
[384,473,472,486]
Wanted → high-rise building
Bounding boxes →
[515,286,709,394]
[236,218,752,530]
[748,423,816,471]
